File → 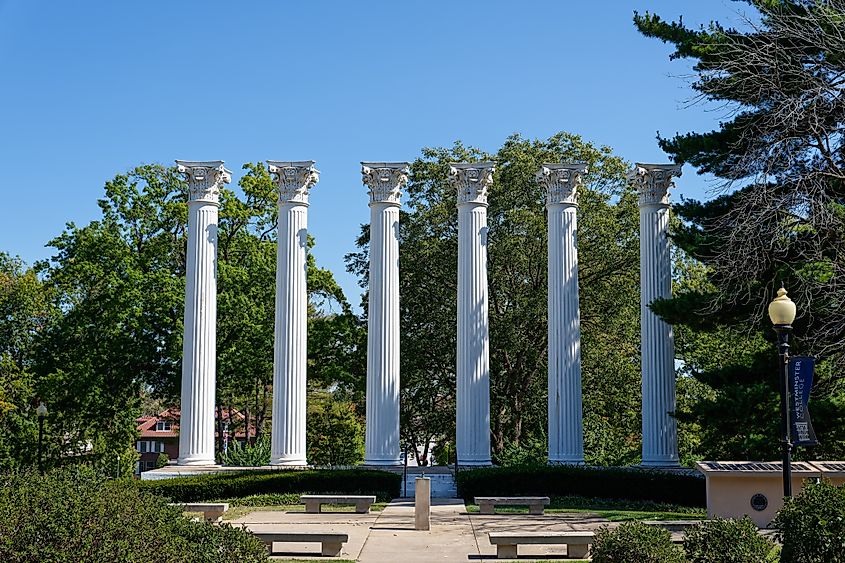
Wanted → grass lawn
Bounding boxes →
[464,495,706,522]
[270,560,356,563]
[221,501,389,521]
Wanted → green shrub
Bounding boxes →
[591,521,685,563]
[307,395,365,466]
[494,435,547,466]
[0,468,267,562]
[684,517,777,563]
[456,465,705,507]
[156,452,170,468]
[220,434,271,467]
[773,480,845,563]
[139,468,400,502]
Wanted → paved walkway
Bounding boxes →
[231,498,612,562]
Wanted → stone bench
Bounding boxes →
[475,496,550,515]
[300,494,376,514]
[488,531,594,559]
[251,531,349,557]
[169,502,229,523]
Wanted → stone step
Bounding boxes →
[401,472,457,498]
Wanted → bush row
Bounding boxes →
[591,518,777,563]
[591,481,845,563]
[456,465,705,507]
[0,469,268,563]
[138,468,401,502]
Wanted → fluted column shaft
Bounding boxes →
[268,161,318,466]
[539,163,586,464]
[451,162,495,466]
[361,162,408,465]
[632,163,682,467]
[177,161,230,466]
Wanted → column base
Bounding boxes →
[270,456,308,467]
[548,457,585,465]
[177,456,218,467]
[640,457,680,468]
[363,456,402,466]
[457,458,492,467]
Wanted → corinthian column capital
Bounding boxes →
[176,160,232,204]
[267,161,319,205]
[361,162,410,206]
[629,163,682,207]
[537,163,588,207]
[449,162,495,206]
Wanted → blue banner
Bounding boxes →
[788,356,818,447]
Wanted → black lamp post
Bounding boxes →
[36,402,48,474]
[768,286,797,498]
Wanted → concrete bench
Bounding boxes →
[489,531,594,559]
[300,494,376,514]
[475,496,550,515]
[169,502,229,523]
[251,531,349,557]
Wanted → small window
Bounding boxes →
[155,421,172,432]
[138,441,148,453]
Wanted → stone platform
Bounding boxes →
[232,497,611,562]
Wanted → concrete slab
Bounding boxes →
[230,498,614,562]
[231,510,377,560]
[357,498,479,562]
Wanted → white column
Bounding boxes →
[268,161,319,466]
[361,162,408,465]
[176,160,231,466]
[538,163,587,464]
[631,163,682,467]
[451,162,495,466]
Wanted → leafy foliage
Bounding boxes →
[307,393,365,466]
[684,517,778,563]
[0,468,268,563]
[591,521,685,563]
[347,132,644,465]
[0,163,364,471]
[0,253,57,470]
[455,465,705,507]
[220,434,271,467]
[635,0,845,460]
[138,468,401,503]
[773,480,845,563]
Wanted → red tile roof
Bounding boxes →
[136,408,255,439]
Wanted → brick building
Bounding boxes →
[135,408,254,474]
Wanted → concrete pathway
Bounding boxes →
[231,498,613,562]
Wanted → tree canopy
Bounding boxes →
[347,132,656,465]
[0,164,365,472]
[635,0,845,459]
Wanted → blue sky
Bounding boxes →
[0,1,753,305]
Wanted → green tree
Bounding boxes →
[635,0,845,459]
[347,133,645,464]
[0,253,57,469]
[25,163,362,471]
[36,165,184,471]
[306,392,365,466]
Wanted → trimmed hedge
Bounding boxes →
[456,465,705,507]
[138,468,401,502]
